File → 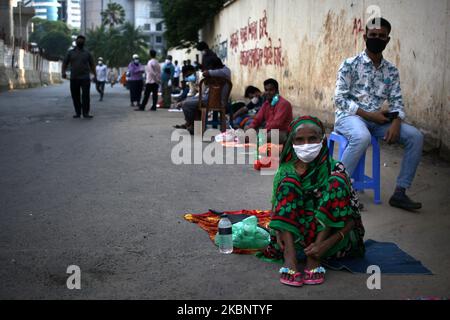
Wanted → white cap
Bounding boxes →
[132,54,139,59]
[98,57,103,61]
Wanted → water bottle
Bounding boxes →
[218,214,233,254]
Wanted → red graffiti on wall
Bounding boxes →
[248,18,258,41]
[240,26,248,45]
[229,10,286,69]
[273,38,284,67]
[230,30,239,52]
[352,18,364,48]
[353,18,364,35]
[240,45,264,69]
[259,10,268,39]
[263,38,273,65]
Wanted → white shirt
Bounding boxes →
[96,64,108,82]
[174,65,181,78]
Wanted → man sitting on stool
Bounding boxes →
[334,17,423,210]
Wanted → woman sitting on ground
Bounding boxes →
[261,116,365,286]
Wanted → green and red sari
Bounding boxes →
[261,116,365,263]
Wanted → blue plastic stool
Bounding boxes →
[328,132,381,204]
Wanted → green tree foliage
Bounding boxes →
[101,1,126,28]
[39,31,72,60]
[160,0,226,49]
[86,23,148,68]
[29,18,72,59]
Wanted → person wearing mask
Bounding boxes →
[137,49,161,111]
[334,17,424,210]
[175,56,231,134]
[108,67,118,88]
[173,60,181,89]
[127,54,145,107]
[232,86,265,129]
[161,55,175,108]
[95,57,107,101]
[196,41,218,71]
[62,35,96,119]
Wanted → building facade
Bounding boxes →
[80,0,166,53]
[0,1,35,43]
[57,0,81,29]
[30,0,60,21]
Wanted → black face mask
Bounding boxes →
[366,38,388,54]
[76,42,84,49]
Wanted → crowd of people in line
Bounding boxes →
[62,17,424,287]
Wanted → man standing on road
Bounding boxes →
[62,35,96,119]
[173,60,181,90]
[137,49,161,111]
[161,55,175,108]
[95,57,107,101]
[334,18,423,210]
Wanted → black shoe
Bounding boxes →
[83,115,94,119]
[73,115,81,118]
[149,108,156,111]
[134,108,145,111]
[389,192,422,210]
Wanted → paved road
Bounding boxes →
[0,82,449,299]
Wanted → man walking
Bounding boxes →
[62,35,96,119]
[173,60,181,89]
[95,57,107,101]
[137,49,161,111]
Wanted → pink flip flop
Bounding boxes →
[303,266,326,285]
[279,267,304,287]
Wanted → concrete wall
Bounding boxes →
[179,0,449,158]
[0,40,62,92]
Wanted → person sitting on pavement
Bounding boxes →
[174,56,231,134]
[261,116,365,287]
[231,85,265,129]
[245,78,293,144]
[334,17,424,211]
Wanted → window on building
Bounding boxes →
[156,22,162,31]
[150,11,163,19]
[156,36,162,43]
[144,24,151,31]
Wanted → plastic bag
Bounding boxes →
[231,216,270,249]
[214,129,237,143]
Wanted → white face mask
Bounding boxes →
[165,59,171,64]
[251,97,259,104]
[293,142,322,163]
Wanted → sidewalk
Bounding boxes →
[0,82,448,299]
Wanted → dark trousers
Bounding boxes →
[129,80,143,104]
[95,81,105,100]
[140,83,159,110]
[70,78,91,116]
[173,77,180,88]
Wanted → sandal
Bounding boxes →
[279,267,303,287]
[173,124,187,129]
[303,266,326,285]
